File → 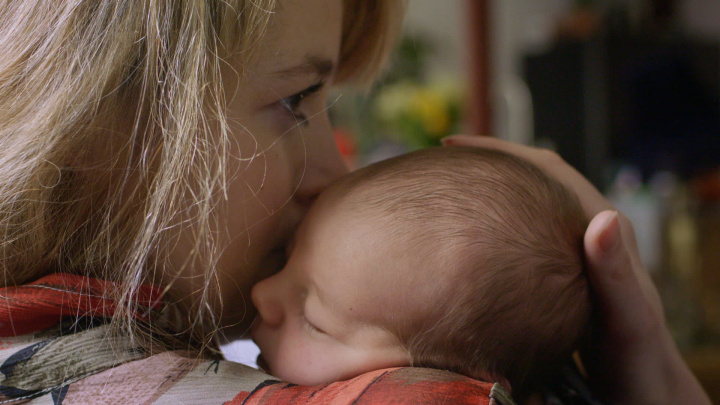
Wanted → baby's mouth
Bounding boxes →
[256,353,271,375]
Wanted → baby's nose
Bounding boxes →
[251,279,284,327]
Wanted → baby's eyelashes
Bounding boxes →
[303,316,326,335]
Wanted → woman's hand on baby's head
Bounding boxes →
[442,135,611,217]
[442,135,711,404]
[582,211,710,404]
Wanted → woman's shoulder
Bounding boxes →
[0,273,512,404]
[60,349,272,403]
[229,367,514,405]
[0,319,268,403]
[0,322,512,404]
[0,274,512,404]
[73,356,514,405]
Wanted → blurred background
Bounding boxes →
[327,0,720,399]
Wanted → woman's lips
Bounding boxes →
[263,247,287,279]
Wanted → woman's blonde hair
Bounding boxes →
[0,0,404,351]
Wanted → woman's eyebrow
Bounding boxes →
[272,55,335,79]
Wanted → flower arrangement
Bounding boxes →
[331,33,465,165]
[374,77,463,149]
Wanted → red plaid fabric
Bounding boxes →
[0,273,161,337]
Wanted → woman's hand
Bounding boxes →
[442,135,711,404]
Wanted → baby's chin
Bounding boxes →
[254,355,326,385]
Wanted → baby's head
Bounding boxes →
[251,146,590,396]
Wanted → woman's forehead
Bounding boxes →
[249,0,342,73]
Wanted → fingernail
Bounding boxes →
[597,211,621,253]
[440,137,454,146]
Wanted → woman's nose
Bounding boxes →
[251,277,284,327]
[293,118,349,206]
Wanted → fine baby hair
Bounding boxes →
[332,146,591,396]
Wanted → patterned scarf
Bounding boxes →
[0,274,515,404]
[0,273,161,337]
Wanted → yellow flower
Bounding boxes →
[409,88,450,137]
[375,81,418,122]
[374,78,463,145]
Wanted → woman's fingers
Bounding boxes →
[584,211,663,343]
[443,136,655,304]
[442,135,612,216]
[443,135,660,320]
[583,210,711,404]
[584,211,638,312]
[443,136,711,403]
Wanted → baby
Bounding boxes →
[250,146,590,398]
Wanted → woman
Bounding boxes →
[0,0,709,403]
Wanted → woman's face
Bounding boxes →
[169,0,347,338]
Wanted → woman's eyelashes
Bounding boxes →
[279,82,326,126]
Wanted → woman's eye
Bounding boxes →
[279,82,325,124]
